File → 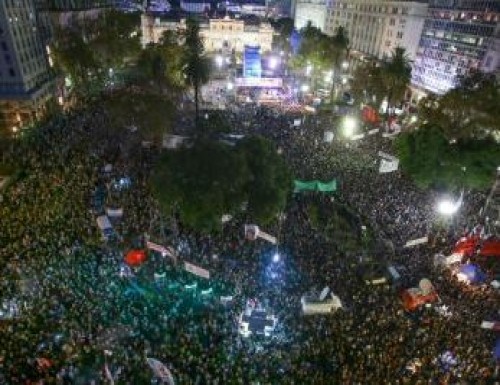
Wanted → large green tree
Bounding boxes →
[102,90,174,143]
[418,70,500,140]
[52,9,140,101]
[349,60,385,105]
[151,136,291,232]
[182,18,211,127]
[396,125,500,190]
[380,47,412,108]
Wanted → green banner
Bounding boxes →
[294,179,337,193]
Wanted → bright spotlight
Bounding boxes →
[437,199,459,215]
[269,56,279,70]
[343,116,357,138]
[215,55,223,67]
[273,252,280,263]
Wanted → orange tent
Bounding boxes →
[125,249,147,267]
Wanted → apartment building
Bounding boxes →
[294,0,329,31]
[325,0,428,61]
[0,0,56,133]
[412,0,499,94]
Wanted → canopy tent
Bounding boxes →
[125,250,147,267]
[457,263,486,285]
[294,179,337,193]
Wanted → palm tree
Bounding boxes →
[182,18,210,129]
[328,26,349,100]
[381,47,412,109]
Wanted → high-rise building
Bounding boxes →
[0,0,56,133]
[325,0,428,62]
[293,0,329,32]
[412,0,500,94]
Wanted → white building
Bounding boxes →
[294,0,328,32]
[325,0,428,61]
[180,0,211,14]
[0,0,56,133]
[141,15,274,54]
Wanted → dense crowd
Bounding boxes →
[0,99,498,385]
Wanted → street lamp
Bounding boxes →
[215,55,223,67]
[306,63,312,76]
[342,116,357,138]
[269,56,279,70]
[342,61,349,70]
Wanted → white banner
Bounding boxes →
[184,261,210,279]
[379,158,399,173]
[106,207,124,217]
[244,224,277,244]
[146,241,175,258]
[367,128,380,135]
[378,151,398,161]
[404,236,428,248]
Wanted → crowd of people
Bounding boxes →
[0,98,498,384]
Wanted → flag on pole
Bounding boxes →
[146,357,175,385]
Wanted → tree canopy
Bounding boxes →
[151,137,291,232]
[395,125,500,190]
[51,10,141,101]
[102,90,174,142]
[418,70,500,140]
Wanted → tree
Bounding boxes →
[239,136,291,224]
[270,18,294,53]
[89,10,141,71]
[151,140,249,232]
[380,47,412,108]
[350,61,385,105]
[151,136,292,232]
[328,26,349,99]
[102,90,174,143]
[182,18,210,128]
[418,70,500,140]
[395,125,500,190]
[51,10,141,102]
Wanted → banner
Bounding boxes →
[378,151,399,173]
[184,261,210,279]
[146,241,175,258]
[106,207,124,217]
[379,158,399,173]
[146,358,175,385]
[244,225,277,244]
[293,179,337,193]
[404,236,428,248]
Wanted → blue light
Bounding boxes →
[273,252,280,263]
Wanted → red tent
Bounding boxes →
[479,239,500,257]
[125,249,147,267]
